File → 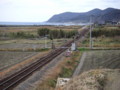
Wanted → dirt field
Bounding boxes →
[0,39,71,50]
[0,51,39,71]
[0,43,49,50]
[79,50,120,74]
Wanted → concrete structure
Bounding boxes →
[71,42,76,51]
[56,78,70,89]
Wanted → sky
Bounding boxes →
[0,0,120,22]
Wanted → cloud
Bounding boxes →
[0,0,120,22]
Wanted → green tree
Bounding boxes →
[37,28,50,37]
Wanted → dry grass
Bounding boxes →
[0,39,49,44]
[0,48,23,51]
[0,38,71,44]
[79,37,120,48]
[0,25,82,34]
[0,48,49,52]
[62,69,120,90]
[0,38,63,45]
[35,51,81,90]
[78,26,120,48]
[0,51,50,80]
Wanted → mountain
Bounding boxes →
[47,8,120,23]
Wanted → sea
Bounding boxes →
[0,22,89,26]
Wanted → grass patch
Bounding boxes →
[0,39,51,44]
[78,48,90,52]
[48,79,57,88]
[59,67,72,78]
[80,37,120,48]
[0,48,50,52]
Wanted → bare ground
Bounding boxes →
[0,39,71,50]
[79,50,120,74]
[0,51,38,71]
[0,51,49,80]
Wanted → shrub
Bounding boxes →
[48,79,57,87]
[59,67,72,77]
[9,32,35,39]
[92,28,120,37]
[37,28,50,37]
[37,28,78,39]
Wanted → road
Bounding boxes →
[72,52,86,77]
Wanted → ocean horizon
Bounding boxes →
[0,22,88,26]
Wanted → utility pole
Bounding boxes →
[90,16,93,49]
[51,35,55,49]
[51,39,55,49]
[45,37,47,48]
[44,35,48,48]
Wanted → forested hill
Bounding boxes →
[47,8,120,23]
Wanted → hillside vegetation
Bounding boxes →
[48,8,120,23]
[92,26,120,37]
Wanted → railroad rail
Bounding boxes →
[0,26,89,90]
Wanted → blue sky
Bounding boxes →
[0,0,120,22]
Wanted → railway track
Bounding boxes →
[0,26,89,90]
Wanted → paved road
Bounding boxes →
[72,52,86,77]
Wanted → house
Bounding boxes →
[117,21,120,25]
[105,20,118,25]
